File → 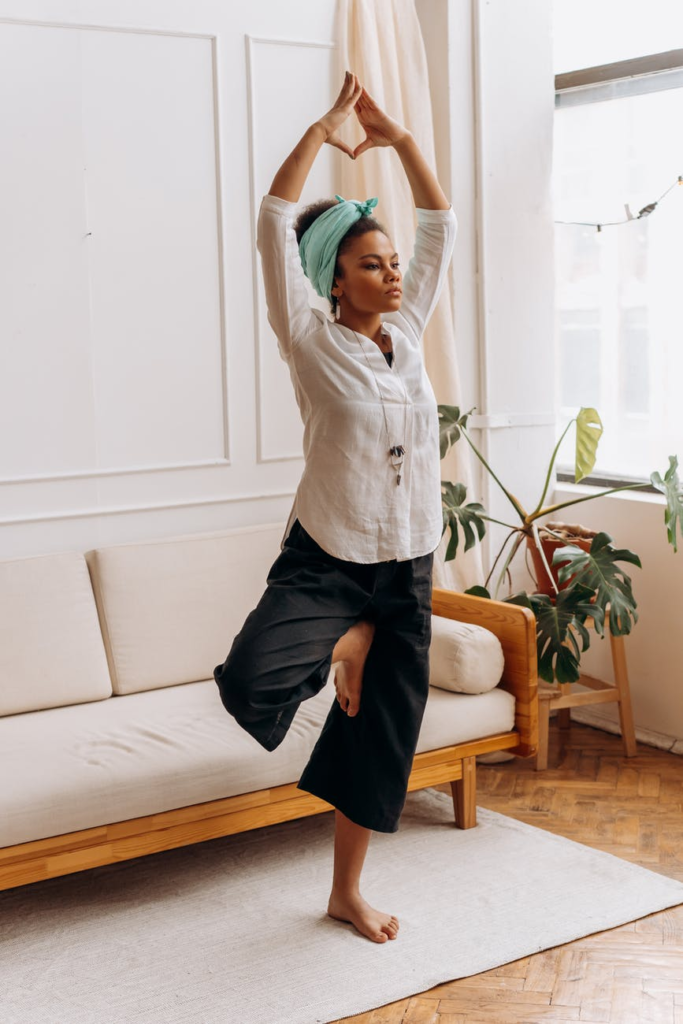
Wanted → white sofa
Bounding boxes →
[0,522,538,891]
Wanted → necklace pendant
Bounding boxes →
[396,472,402,485]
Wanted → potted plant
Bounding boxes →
[438,405,682,684]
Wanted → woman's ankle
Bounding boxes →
[332,618,375,664]
[329,883,361,901]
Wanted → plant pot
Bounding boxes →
[526,521,599,597]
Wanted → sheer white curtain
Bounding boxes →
[335,0,484,591]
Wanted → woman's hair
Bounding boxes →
[294,199,391,317]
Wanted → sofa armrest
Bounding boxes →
[432,587,538,758]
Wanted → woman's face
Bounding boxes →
[332,230,402,314]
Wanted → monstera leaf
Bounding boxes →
[552,532,641,636]
[650,455,683,553]
[438,404,476,460]
[464,583,599,684]
[575,407,603,483]
[440,481,486,562]
[524,585,601,683]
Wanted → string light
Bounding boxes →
[554,174,683,232]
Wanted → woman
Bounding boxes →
[213,72,457,944]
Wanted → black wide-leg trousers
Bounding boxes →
[212,518,434,833]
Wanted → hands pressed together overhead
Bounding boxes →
[318,71,410,160]
[267,69,446,208]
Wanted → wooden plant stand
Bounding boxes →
[536,613,637,770]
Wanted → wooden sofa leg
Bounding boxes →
[536,695,550,771]
[450,755,477,829]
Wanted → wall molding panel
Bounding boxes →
[3,458,231,487]
[0,489,297,527]
[0,17,230,489]
[245,33,335,464]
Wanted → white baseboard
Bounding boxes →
[554,706,683,755]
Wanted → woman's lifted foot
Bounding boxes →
[327,888,399,943]
[333,619,375,717]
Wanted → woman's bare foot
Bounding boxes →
[333,620,376,717]
[327,889,399,943]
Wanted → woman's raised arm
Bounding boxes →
[353,87,450,211]
[392,134,451,211]
[268,72,362,203]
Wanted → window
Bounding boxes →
[552,6,683,485]
[553,0,683,75]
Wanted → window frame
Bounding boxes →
[554,48,683,494]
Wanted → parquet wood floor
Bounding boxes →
[333,719,683,1024]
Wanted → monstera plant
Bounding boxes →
[438,404,682,685]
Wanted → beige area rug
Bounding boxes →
[3,787,683,1024]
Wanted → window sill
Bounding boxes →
[553,480,665,506]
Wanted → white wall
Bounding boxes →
[0,0,339,557]
[1,0,679,741]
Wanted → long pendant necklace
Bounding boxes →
[352,329,409,485]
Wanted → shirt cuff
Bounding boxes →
[260,193,299,218]
[415,204,456,222]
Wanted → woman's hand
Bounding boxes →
[317,71,363,159]
[352,86,411,158]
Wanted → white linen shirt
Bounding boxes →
[257,193,458,563]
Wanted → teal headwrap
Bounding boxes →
[298,194,379,302]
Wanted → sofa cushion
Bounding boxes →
[0,673,515,847]
[428,614,505,694]
[0,552,112,716]
[85,524,285,696]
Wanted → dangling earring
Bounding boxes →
[335,297,341,321]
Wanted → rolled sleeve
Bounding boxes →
[256,195,319,360]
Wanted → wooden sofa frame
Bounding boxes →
[0,588,538,891]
